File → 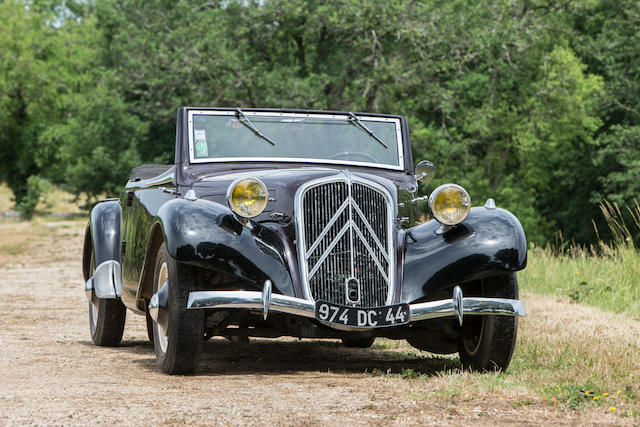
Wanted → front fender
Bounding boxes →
[401,206,527,303]
[155,198,295,297]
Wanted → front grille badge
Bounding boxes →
[345,277,361,304]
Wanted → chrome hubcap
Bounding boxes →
[155,262,169,353]
[89,299,98,331]
[463,317,484,355]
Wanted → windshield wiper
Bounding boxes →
[347,112,388,148]
[235,107,276,146]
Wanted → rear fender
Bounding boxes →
[84,198,123,299]
[401,206,527,303]
[88,199,121,265]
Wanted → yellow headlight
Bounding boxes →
[227,178,268,218]
[428,184,471,225]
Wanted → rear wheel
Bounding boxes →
[457,273,519,372]
[152,243,204,374]
[88,253,126,346]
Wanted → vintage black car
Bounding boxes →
[82,107,526,374]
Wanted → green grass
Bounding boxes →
[520,200,640,320]
[520,244,640,320]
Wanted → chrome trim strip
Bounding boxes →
[347,179,356,281]
[294,173,396,305]
[186,110,404,170]
[305,198,349,258]
[187,291,316,319]
[185,290,526,332]
[307,222,351,279]
[91,260,123,299]
[351,201,389,261]
[352,224,389,281]
[262,280,272,320]
[452,285,464,326]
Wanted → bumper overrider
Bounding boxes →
[148,280,526,331]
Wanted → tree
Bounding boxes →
[0,1,62,206]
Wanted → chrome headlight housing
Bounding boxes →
[428,184,471,226]
[226,178,268,218]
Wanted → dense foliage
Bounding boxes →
[0,0,638,243]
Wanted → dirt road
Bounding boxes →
[0,221,631,425]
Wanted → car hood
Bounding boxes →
[188,167,402,220]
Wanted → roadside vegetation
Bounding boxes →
[373,287,640,418]
[0,182,85,217]
[520,201,640,320]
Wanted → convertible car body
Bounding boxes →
[82,107,526,374]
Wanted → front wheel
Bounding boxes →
[457,273,519,372]
[152,243,204,374]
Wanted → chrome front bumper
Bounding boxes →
[184,281,525,329]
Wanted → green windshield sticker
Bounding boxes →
[195,142,208,157]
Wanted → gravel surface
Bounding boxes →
[0,221,630,425]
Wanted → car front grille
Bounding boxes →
[296,175,394,307]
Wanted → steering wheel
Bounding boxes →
[327,151,378,163]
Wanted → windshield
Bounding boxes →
[187,111,404,170]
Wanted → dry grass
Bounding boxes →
[374,293,640,418]
[511,293,639,411]
[0,221,45,260]
[0,182,14,211]
[0,181,86,214]
[0,219,85,263]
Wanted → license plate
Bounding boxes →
[315,301,410,328]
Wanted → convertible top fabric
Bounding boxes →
[130,164,173,181]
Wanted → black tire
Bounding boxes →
[145,303,154,344]
[88,253,126,346]
[152,243,204,375]
[341,336,375,348]
[457,273,519,372]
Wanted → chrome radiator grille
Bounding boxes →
[296,175,394,307]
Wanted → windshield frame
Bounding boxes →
[186,109,405,171]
